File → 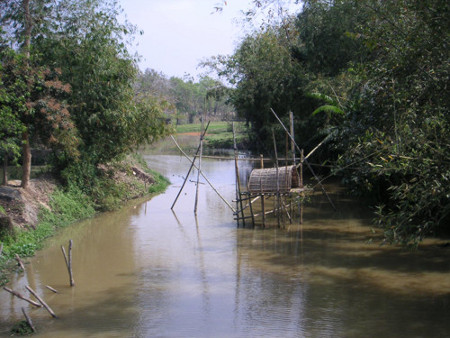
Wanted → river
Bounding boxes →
[1,155,449,337]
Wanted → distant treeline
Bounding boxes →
[135,69,234,125]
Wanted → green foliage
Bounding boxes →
[147,169,170,194]
[10,320,33,336]
[311,105,344,117]
[295,0,369,76]
[207,0,449,245]
[135,70,233,125]
[332,0,450,245]
[1,186,95,259]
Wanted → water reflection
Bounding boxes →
[0,155,449,337]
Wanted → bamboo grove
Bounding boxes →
[206,0,449,246]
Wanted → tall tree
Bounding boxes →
[1,0,79,188]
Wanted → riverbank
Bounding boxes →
[0,154,170,286]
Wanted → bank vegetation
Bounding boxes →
[204,0,449,246]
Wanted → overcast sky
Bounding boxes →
[119,0,253,79]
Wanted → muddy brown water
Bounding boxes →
[1,155,449,337]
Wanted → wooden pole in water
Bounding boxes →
[300,149,304,224]
[171,121,211,210]
[272,129,281,228]
[233,122,245,227]
[26,286,57,318]
[3,287,41,307]
[260,155,265,228]
[270,108,336,211]
[45,285,59,294]
[194,118,205,215]
[171,135,236,212]
[68,240,74,286]
[21,307,36,333]
[61,240,75,287]
[15,254,25,271]
[260,180,265,228]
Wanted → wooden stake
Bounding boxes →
[171,121,211,210]
[270,108,336,211]
[21,307,36,332]
[260,154,265,228]
[26,286,57,318]
[272,129,281,228]
[171,135,236,212]
[68,240,74,286]
[3,287,41,307]
[194,120,205,215]
[45,285,59,294]
[260,181,265,228]
[15,254,25,271]
[290,111,296,164]
[61,241,75,287]
[233,122,245,227]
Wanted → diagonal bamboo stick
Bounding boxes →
[3,287,41,307]
[270,108,336,211]
[171,121,211,210]
[26,286,56,318]
[171,135,236,213]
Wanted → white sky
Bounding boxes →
[119,0,252,79]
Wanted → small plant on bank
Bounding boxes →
[10,320,34,336]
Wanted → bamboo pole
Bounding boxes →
[194,119,205,215]
[270,108,336,211]
[300,149,304,224]
[272,129,281,228]
[171,121,211,210]
[45,285,59,294]
[260,154,265,228]
[15,254,25,271]
[290,111,296,164]
[68,240,74,286]
[26,286,57,318]
[61,241,74,287]
[171,135,236,212]
[233,122,245,227]
[260,180,266,228]
[3,287,41,307]
[304,134,331,161]
[21,307,36,333]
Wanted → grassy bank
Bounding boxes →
[0,154,170,286]
[145,121,249,154]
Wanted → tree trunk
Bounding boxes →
[21,131,31,189]
[23,0,32,58]
[21,0,32,189]
[1,154,7,186]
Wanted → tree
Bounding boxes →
[208,26,313,153]
[1,0,80,188]
[333,0,450,245]
[0,57,25,186]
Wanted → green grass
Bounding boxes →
[175,121,246,135]
[148,121,248,153]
